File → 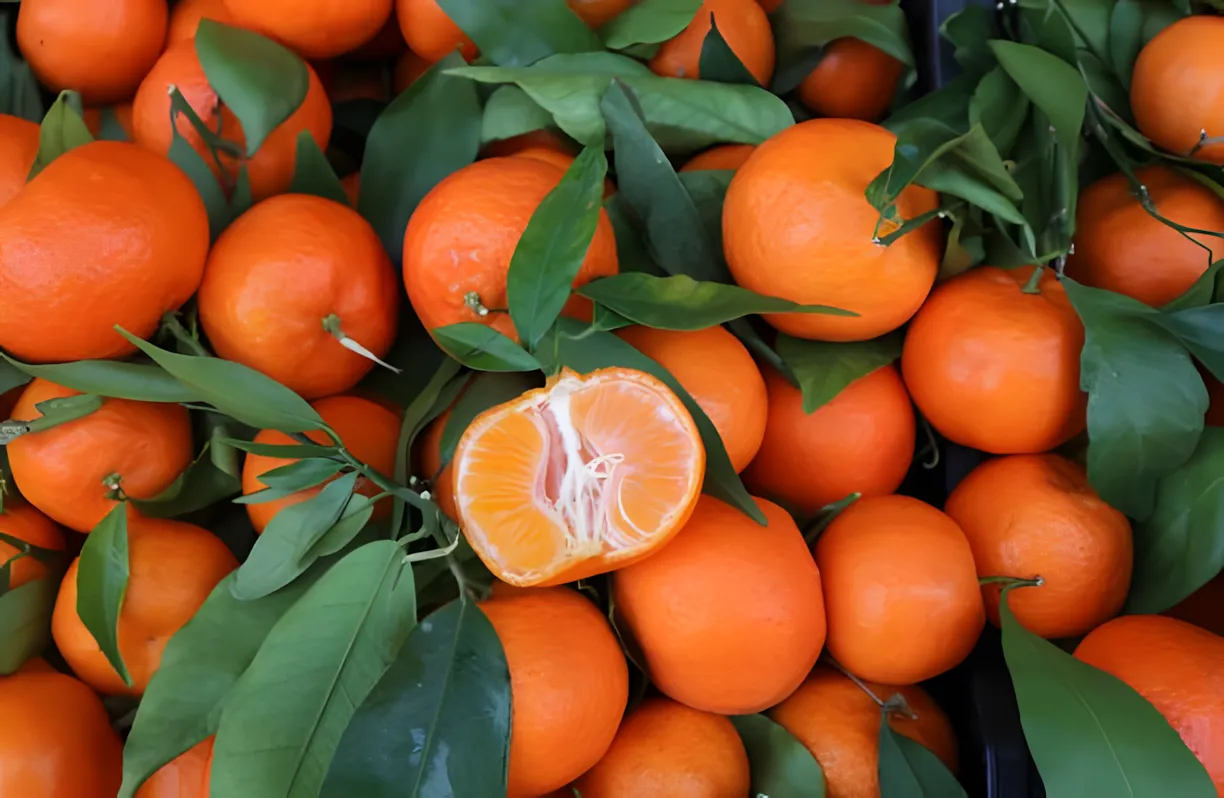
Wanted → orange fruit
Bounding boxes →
[901,265,1087,454]
[568,0,637,28]
[7,379,193,534]
[617,325,767,472]
[403,157,618,340]
[198,194,399,400]
[349,15,408,59]
[17,0,167,105]
[815,495,985,685]
[81,103,136,140]
[1075,615,1224,793]
[136,738,214,798]
[771,666,958,798]
[745,365,915,516]
[0,503,66,590]
[1132,16,1224,164]
[724,119,942,341]
[483,129,573,158]
[16,656,56,675]
[416,408,459,521]
[510,147,617,198]
[798,38,904,122]
[0,140,208,363]
[0,114,40,208]
[614,495,826,714]
[756,0,782,10]
[132,40,333,202]
[679,144,756,172]
[166,0,233,43]
[453,367,704,586]
[53,515,237,696]
[479,588,628,798]
[1166,574,1224,638]
[945,454,1132,639]
[394,50,431,93]
[650,0,775,86]
[396,0,478,61]
[574,697,751,797]
[242,395,400,533]
[1067,166,1224,307]
[0,670,123,797]
[222,0,393,59]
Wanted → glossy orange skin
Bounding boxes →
[1167,575,1224,638]
[480,589,628,798]
[510,147,617,198]
[199,194,399,400]
[396,0,478,61]
[1132,16,1224,165]
[614,495,826,714]
[0,671,123,797]
[617,325,767,473]
[394,50,431,93]
[1075,615,1224,794]
[166,0,232,43]
[242,396,400,533]
[946,454,1133,639]
[483,129,574,159]
[53,515,237,696]
[679,144,756,173]
[772,666,958,798]
[223,0,392,58]
[133,41,333,201]
[901,266,1087,454]
[651,0,775,85]
[8,380,193,534]
[745,365,914,516]
[1067,166,1224,307]
[0,114,39,208]
[136,738,213,798]
[403,157,619,340]
[17,0,166,105]
[416,409,458,522]
[574,698,751,798]
[799,38,904,121]
[815,495,985,685]
[0,141,208,363]
[724,119,941,341]
[568,0,637,28]
[0,504,66,590]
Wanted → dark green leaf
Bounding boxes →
[167,95,231,242]
[678,169,733,259]
[940,6,998,74]
[1001,587,1216,797]
[878,714,967,797]
[256,458,346,492]
[118,569,325,798]
[777,333,903,413]
[211,541,417,798]
[437,0,602,67]
[130,441,242,519]
[95,106,130,142]
[0,575,59,676]
[480,86,554,145]
[228,165,253,218]
[1156,305,1224,382]
[1161,259,1222,312]
[308,495,379,560]
[727,317,794,381]
[438,372,541,471]
[1065,279,1208,520]
[1,394,103,444]
[76,503,131,687]
[507,146,609,349]
[1047,0,1111,61]
[885,74,978,138]
[195,20,308,156]
[231,473,359,601]
[604,193,666,277]
[27,91,93,180]
[117,329,325,433]
[969,67,1030,154]
[988,40,1088,154]
[730,713,826,798]
[322,599,511,797]
[775,0,914,67]
[360,312,450,408]
[1108,0,1185,89]
[698,17,760,86]
[433,324,543,372]
[0,16,43,122]
[0,359,30,399]
[394,359,466,535]
[360,52,481,265]
[288,131,349,205]
[220,439,340,459]
[601,0,701,49]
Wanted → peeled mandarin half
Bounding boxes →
[453,367,705,587]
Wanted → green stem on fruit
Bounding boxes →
[103,473,127,502]
[322,314,401,374]
[979,575,1044,589]
[1021,264,1046,295]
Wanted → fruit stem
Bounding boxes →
[463,291,491,317]
[824,657,917,717]
[103,473,128,502]
[321,314,402,374]
[0,421,30,445]
[1020,264,1045,295]
[979,575,1044,589]
[161,312,210,358]
[1190,129,1224,157]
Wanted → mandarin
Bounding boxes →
[136,738,214,798]
[798,37,904,121]
[222,0,393,59]
[166,0,232,43]
[396,0,478,61]
[568,0,638,28]
[0,503,66,590]
[679,144,756,172]
[650,0,775,85]
[0,114,39,208]
[510,147,617,198]
[483,129,574,158]
[1132,16,1224,164]
[349,16,408,59]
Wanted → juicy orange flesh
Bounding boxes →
[456,371,702,583]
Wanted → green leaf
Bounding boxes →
[361,53,481,265]
[116,330,325,434]
[1156,305,1224,382]
[321,599,511,797]
[94,106,129,142]
[777,333,903,413]
[601,0,701,49]
[507,146,609,349]
[730,714,826,798]
[167,91,231,242]
[775,0,914,67]
[969,67,1030,154]
[1000,587,1216,797]
[76,503,132,687]
[1065,279,1208,520]
[988,40,1087,155]
[130,441,242,519]
[27,90,94,180]
[940,6,999,73]
[360,312,450,409]
[0,14,43,122]
[195,20,308,156]
[437,0,602,67]
[433,324,543,372]
[220,439,340,459]
[0,359,30,399]
[1,393,103,444]
[393,359,466,537]
[0,575,59,676]
[1128,428,1224,613]
[1108,0,1185,89]
[288,131,349,205]
[678,169,733,258]
[211,541,418,798]
[437,372,541,471]
[480,86,555,145]
[878,715,967,797]
[308,495,378,560]
[698,17,761,85]
[231,473,359,601]
[541,318,766,523]
[256,458,346,493]
[118,569,324,798]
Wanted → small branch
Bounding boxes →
[103,473,127,502]
[979,575,1044,589]
[161,312,210,358]
[1021,264,1046,295]
[463,291,491,318]
[322,314,401,374]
